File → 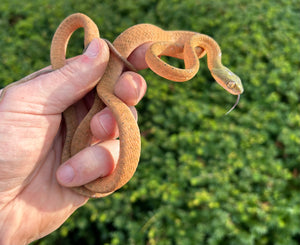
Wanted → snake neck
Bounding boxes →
[190,34,223,71]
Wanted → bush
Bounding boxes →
[1,0,299,244]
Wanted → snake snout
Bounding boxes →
[228,76,244,95]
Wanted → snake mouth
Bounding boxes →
[235,81,244,94]
[226,80,244,95]
[215,80,242,95]
[231,86,244,95]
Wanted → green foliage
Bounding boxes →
[1,0,300,244]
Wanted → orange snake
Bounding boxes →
[0,13,243,198]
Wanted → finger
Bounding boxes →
[56,140,119,187]
[114,71,147,106]
[128,42,152,70]
[90,106,137,141]
[70,69,146,128]
[90,70,145,141]
[46,38,110,113]
[3,38,109,114]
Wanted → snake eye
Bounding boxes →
[227,81,235,89]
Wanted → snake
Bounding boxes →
[0,13,243,198]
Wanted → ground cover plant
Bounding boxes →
[1,0,299,244]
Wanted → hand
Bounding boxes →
[0,38,148,244]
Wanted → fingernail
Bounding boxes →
[57,164,75,184]
[84,38,100,58]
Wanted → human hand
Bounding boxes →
[0,38,148,244]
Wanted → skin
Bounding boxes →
[0,38,149,244]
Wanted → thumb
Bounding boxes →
[1,38,109,114]
[45,37,109,113]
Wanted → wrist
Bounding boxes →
[0,237,28,245]
[0,227,30,245]
[0,209,30,245]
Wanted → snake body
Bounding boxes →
[1,13,243,198]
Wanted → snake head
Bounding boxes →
[211,66,244,95]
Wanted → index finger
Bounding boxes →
[127,43,152,71]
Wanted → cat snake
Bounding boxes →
[0,13,243,198]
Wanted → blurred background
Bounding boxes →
[1,0,299,244]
